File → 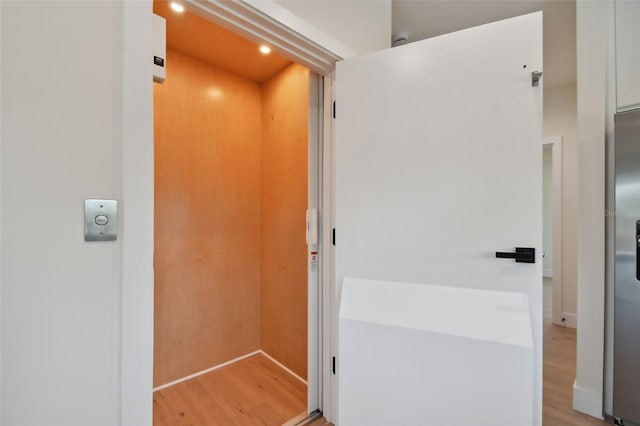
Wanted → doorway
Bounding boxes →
[542,136,563,327]
[151,2,321,424]
[542,143,554,321]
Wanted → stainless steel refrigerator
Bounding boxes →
[614,108,640,424]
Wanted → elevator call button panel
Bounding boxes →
[84,199,118,241]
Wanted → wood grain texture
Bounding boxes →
[154,48,262,386]
[153,0,291,83]
[153,353,306,426]
[303,417,331,426]
[261,63,310,380]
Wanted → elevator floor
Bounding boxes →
[153,353,306,426]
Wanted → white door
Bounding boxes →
[334,12,542,425]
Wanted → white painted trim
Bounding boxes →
[185,0,344,75]
[120,2,154,425]
[543,136,564,327]
[242,0,354,60]
[153,350,261,391]
[0,0,4,421]
[573,380,606,420]
[561,313,577,329]
[604,0,618,415]
[307,71,322,413]
[574,0,610,419]
[617,102,640,113]
[260,350,308,386]
[322,72,336,424]
[543,269,553,278]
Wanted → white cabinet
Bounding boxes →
[616,1,640,110]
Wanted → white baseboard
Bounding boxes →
[152,349,308,392]
[573,380,604,419]
[260,350,308,385]
[153,350,261,391]
[558,312,577,329]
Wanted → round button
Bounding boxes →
[95,215,109,226]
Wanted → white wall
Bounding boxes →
[1,1,123,424]
[0,0,390,424]
[574,0,613,418]
[246,0,391,59]
[543,84,578,323]
[0,1,613,424]
[273,0,391,56]
[542,146,553,277]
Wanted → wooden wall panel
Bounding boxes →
[154,49,262,386]
[260,63,310,379]
[153,0,291,83]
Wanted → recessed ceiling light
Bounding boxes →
[170,2,185,13]
[259,45,271,55]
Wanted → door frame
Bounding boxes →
[307,71,322,414]
[543,136,565,326]
[120,1,341,424]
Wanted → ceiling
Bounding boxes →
[153,1,291,83]
[155,0,575,90]
[392,0,576,91]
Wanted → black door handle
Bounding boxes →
[496,247,535,263]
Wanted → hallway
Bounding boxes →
[543,278,610,425]
[313,278,612,426]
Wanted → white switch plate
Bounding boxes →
[84,199,118,241]
[153,14,166,83]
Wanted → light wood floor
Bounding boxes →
[305,280,611,426]
[153,353,306,426]
[543,277,610,425]
[156,280,611,426]
[304,417,331,425]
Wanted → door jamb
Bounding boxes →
[543,136,565,327]
[322,72,337,422]
[307,71,323,414]
[0,0,4,421]
[121,2,155,424]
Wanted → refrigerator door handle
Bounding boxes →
[636,221,640,281]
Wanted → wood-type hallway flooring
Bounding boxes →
[155,279,613,426]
